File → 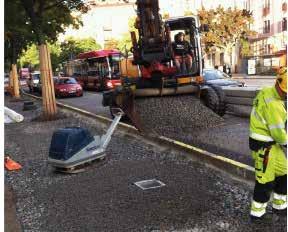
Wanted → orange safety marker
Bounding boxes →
[4,156,22,171]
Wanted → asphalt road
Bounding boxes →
[5,97,286,232]
[58,91,111,116]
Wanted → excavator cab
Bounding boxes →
[129,11,205,89]
[166,16,202,76]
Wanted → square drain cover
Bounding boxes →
[134,179,165,190]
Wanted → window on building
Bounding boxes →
[251,43,256,55]
[212,53,216,67]
[283,18,287,31]
[245,0,251,11]
[282,1,287,12]
[258,40,264,55]
[255,47,258,56]
[268,44,272,54]
[263,0,270,16]
[263,44,270,55]
[264,0,270,8]
[207,54,212,66]
[263,20,270,33]
[220,53,224,66]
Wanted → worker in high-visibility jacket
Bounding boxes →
[249,66,287,221]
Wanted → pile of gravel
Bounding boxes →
[134,95,225,136]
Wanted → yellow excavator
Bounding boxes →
[103,0,226,132]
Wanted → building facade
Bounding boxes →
[244,0,287,75]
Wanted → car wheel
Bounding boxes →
[200,87,219,115]
[208,84,226,116]
[76,92,83,97]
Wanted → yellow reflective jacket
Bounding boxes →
[250,86,287,145]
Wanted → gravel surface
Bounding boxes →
[134,95,225,134]
[166,115,252,165]
[134,95,252,165]
[5,185,22,232]
[5,96,286,232]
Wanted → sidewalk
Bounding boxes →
[232,73,276,79]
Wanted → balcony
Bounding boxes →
[263,7,270,17]
[283,2,287,12]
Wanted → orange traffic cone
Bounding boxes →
[5,156,22,171]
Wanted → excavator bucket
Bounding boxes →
[120,94,145,132]
[103,87,145,132]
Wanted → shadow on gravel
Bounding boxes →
[31,112,67,122]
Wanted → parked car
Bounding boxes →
[34,79,42,93]
[203,69,244,87]
[19,68,30,79]
[34,76,58,94]
[54,77,83,98]
[27,72,40,92]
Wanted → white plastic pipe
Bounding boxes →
[4,107,24,123]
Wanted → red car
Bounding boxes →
[54,77,83,98]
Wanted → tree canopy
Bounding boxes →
[5,0,93,71]
[5,0,35,67]
[19,0,89,45]
[19,37,102,71]
[59,37,102,62]
[197,6,255,55]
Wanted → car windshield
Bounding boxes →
[203,70,230,80]
[58,78,77,85]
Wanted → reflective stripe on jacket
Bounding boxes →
[249,87,287,145]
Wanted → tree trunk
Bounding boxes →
[39,43,57,119]
[9,70,14,95]
[11,64,20,99]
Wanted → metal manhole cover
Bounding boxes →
[134,179,165,190]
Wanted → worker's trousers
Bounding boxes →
[250,144,287,217]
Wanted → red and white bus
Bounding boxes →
[64,49,122,91]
